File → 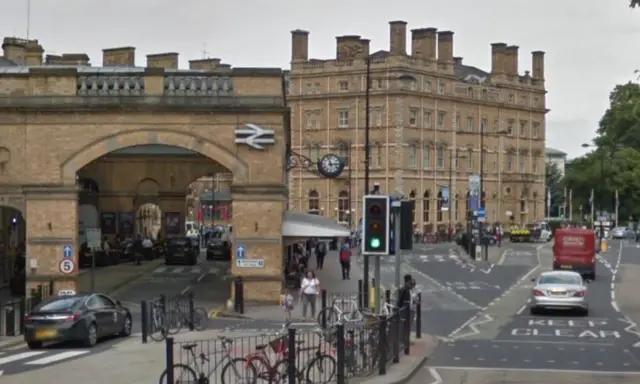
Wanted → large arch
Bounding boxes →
[60,129,249,184]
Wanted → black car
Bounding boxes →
[165,237,198,265]
[206,235,231,261]
[23,293,132,349]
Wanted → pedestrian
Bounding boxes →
[339,242,352,280]
[315,241,327,270]
[396,274,413,311]
[281,288,295,322]
[300,271,320,321]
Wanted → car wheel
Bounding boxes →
[85,322,98,347]
[27,341,42,350]
[529,307,538,316]
[120,315,132,337]
[582,308,589,317]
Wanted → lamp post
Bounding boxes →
[447,148,466,241]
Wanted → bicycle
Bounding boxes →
[316,295,364,325]
[270,329,337,384]
[167,297,209,333]
[150,300,177,342]
[244,322,291,383]
[158,336,256,384]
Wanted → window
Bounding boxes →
[424,111,433,128]
[437,111,446,129]
[337,142,349,160]
[437,191,444,222]
[437,80,445,94]
[454,195,459,221]
[519,152,525,172]
[508,93,515,103]
[408,145,417,168]
[467,149,473,171]
[423,146,431,168]
[482,89,488,99]
[314,82,321,93]
[408,80,417,90]
[369,108,383,127]
[373,79,383,89]
[532,122,540,138]
[520,95,527,106]
[338,80,348,91]
[507,152,514,171]
[338,191,350,222]
[467,87,473,97]
[306,111,319,130]
[455,114,461,131]
[507,119,514,135]
[305,82,312,94]
[308,190,320,214]
[338,110,349,128]
[375,143,383,168]
[493,119,499,133]
[423,191,431,223]
[436,147,445,169]
[481,118,488,133]
[520,120,527,136]
[409,108,418,126]
[424,81,432,92]
[532,155,538,173]
[533,97,539,107]
[467,116,474,132]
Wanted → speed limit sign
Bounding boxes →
[59,259,75,275]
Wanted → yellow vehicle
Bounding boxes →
[510,226,532,242]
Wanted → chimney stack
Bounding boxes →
[189,58,221,70]
[359,39,370,59]
[532,51,545,79]
[505,45,519,76]
[24,40,44,66]
[102,46,135,67]
[291,29,309,62]
[490,43,507,74]
[410,28,437,59]
[453,57,463,66]
[2,37,27,64]
[437,31,454,61]
[389,20,407,55]
[45,53,90,66]
[336,35,361,60]
[146,52,179,69]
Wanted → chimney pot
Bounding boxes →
[102,46,135,67]
[491,42,507,74]
[291,29,310,62]
[146,52,179,69]
[453,57,463,65]
[532,50,545,79]
[437,31,454,62]
[505,45,519,76]
[389,20,408,55]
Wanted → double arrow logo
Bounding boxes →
[234,124,275,150]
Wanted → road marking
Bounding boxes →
[25,350,90,365]
[180,286,191,295]
[191,267,202,274]
[197,273,206,283]
[610,244,624,312]
[449,314,494,339]
[516,305,527,315]
[618,317,640,347]
[428,367,442,384]
[497,249,510,265]
[491,339,615,346]
[0,351,46,365]
[153,267,167,273]
[173,267,184,273]
[430,365,640,375]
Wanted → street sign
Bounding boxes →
[58,289,76,296]
[236,244,246,260]
[236,259,264,268]
[63,245,73,258]
[477,207,486,217]
[86,228,101,250]
[59,259,75,275]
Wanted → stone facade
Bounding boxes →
[287,22,548,229]
[0,37,288,301]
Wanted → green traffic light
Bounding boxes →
[370,237,381,248]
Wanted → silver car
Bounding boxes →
[529,271,589,316]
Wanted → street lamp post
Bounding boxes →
[479,121,486,260]
[447,148,466,241]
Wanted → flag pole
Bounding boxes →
[568,189,573,222]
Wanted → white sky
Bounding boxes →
[2,0,639,158]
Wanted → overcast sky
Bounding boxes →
[2,0,639,159]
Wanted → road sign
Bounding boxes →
[63,245,73,258]
[236,259,264,268]
[59,259,75,275]
[86,228,102,250]
[477,207,486,217]
[236,244,246,259]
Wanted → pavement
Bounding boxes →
[415,239,640,383]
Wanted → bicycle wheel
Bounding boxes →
[220,357,257,384]
[316,307,338,326]
[149,317,167,342]
[158,363,198,384]
[167,309,182,335]
[193,307,209,331]
[246,355,273,383]
[272,359,301,384]
[305,354,336,384]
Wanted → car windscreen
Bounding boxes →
[34,297,84,312]
[538,274,581,285]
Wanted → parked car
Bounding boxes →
[530,270,589,316]
[165,237,198,265]
[23,292,132,349]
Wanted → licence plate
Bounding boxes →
[35,329,57,340]
[560,265,572,269]
[551,292,565,296]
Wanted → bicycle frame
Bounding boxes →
[331,297,362,322]
[188,342,238,379]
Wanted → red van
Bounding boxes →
[553,228,597,280]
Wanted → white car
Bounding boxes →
[530,271,589,316]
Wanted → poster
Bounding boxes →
[100,212,117,234]
[165,212,181,235]
[118,212,134,236]
[439,185,450,211]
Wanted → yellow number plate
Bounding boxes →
[35,329,57,340]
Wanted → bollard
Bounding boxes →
[140,300,149,343]
[188,291,195,331]
[363,278,369,313]
[385,289,391,305]
[357,279,364,310]
[234,277,245,314]
[287,328,297,384]
[415,293,422,339]
[336,324,346,384]
[320,289,327,329]
[378,315,388,375]
[165,337,175,384]
[404,304,411,355]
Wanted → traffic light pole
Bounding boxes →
[393,205,402,293]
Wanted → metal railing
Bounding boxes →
[140,292,209,343]
[0,282,54,338]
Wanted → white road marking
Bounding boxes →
[428,367,442,383]
[25,351,90,365]
[516,305,527,315]
[618,317,640,347]
[0,351,46,365]
[180,286,191,295]
[450,314,494,339]
[172,267,184,274]
[197,273,206,283]
[430,365,640,375]
[191,267,202,274]
[153,267,167,273]
[610,243,624,312]
[497,249,510,265]
[491,339,615,346]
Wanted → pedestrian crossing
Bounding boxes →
[0,349,91,371]
[152,266,223,275]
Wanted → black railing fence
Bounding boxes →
[161,290,422,384]
[0,282,54,338]
[140,291,209,343]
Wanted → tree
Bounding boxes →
[632,0,640,8]
[595,83,640,150]
[545,162,564,217]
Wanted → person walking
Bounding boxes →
[315,240,327,270]
[300,271,320,321]
[339,242,352,280]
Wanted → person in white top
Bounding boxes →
[300,271,320,320]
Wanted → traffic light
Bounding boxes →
[362,195,390,255]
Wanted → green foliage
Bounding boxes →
[632,0,640,8]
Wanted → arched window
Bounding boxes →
[520,190,527,214]
[423,191,431,224]
[437,190,444,222]
[308,190,320,214]
[532,191,538,220]
[338,190,350,223]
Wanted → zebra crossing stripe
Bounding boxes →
[190,267,202,274]
[172,268,184,273]
[25,350,90,365]
[0,351,46,365]
[153,267,167,273]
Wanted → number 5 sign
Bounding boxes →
[59,259,76,275]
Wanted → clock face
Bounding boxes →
[317,154,345,178]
